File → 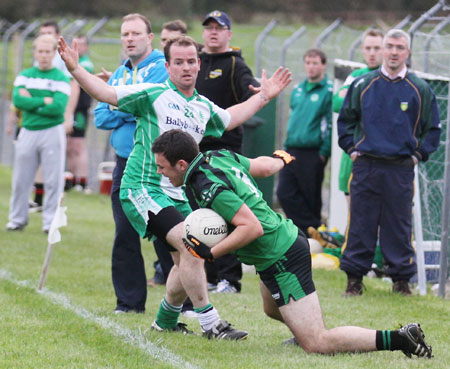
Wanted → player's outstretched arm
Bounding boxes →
[226,67,291,130]
[249,150,295,178]
[58,36,118,106]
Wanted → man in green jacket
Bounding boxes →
[7,35,70,232]
[276,48,332,234]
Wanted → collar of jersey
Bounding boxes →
[183,152,205,185]
[167,79,199,102]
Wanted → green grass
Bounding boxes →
[0,164,448,369]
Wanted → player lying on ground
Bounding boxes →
[152,129,432,357]
[58,35,291,339]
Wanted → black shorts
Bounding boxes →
[146,206,185,252]
[259,235,316,307]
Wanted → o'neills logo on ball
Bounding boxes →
[203,225,227,235]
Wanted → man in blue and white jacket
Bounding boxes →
[94,13,168,313]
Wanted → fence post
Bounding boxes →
[438,80,450,298]
[86,17,109,40]
[277,27,306,149]
[254,19,277,76]
[423,16,450,73]
[0,20,25,163]
[314,18,342,48]
[17,20,40,73]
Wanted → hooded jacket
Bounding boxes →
[94,49,168,158]
[196,48,259,153]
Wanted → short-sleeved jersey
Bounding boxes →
[114,79,231,201]
[184,150,299,271]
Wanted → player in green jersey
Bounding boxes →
[152,129,432,358]
[58,35,291,339]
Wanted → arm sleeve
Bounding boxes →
[12,88,45,111]
[337,81,361,154]
[94,101,135,130]
[233,57,260,103]
[415,86,441,162]
[211,190,245,224]
[34,91,69,117]
[12,75,45,111]
[319,91,333,158]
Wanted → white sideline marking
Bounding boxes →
[0,269,201,369]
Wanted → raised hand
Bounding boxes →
[57,36,79,73]
[259,67,292,100]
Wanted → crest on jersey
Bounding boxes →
[311,94,319,102]
[400,102,408,111]
[209,69,223,79]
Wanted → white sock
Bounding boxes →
[196,305,220,331]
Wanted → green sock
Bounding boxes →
[155,298,182,329]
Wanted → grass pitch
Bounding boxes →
[0,165,447,369]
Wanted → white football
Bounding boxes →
[308,238,323,254]
[184,208,228,248]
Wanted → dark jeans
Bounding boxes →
[111,155,146,312]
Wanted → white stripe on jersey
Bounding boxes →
[14,75,70,95]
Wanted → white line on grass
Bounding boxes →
[0,269,202,369]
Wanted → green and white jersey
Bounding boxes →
[114,79,231,200]
[12,67,70,130]
[184,150,299,271]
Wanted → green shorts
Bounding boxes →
[120,186,192,240]
[259,234,316,307]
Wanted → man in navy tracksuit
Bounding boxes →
[337,29,441,296]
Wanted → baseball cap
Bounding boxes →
[202,10,231,29]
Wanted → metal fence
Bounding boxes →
[0,3,449,295]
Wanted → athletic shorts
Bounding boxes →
[70,110,88,138]
[120,186,192,241]
[259,234,316,307]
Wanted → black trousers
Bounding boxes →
[111,155,146,312]
[276,148,325,234]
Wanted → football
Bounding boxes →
[184,208,228,248]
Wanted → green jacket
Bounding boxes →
[13,67,70,130]
[332,66,374,113]
[284,76,333,157]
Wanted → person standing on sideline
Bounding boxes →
[276,48,333,235]
[66,34,94,193]
[338,29,441,296]
[6,35,70,232]
[29,21,80,212]
[160,20,187,49]
[151,129,432,359]
[94,13,168,314]
[333,28,384,200]
[194,10,260,294]
[58,33,291,338]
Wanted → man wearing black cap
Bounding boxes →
[195,10,260,294]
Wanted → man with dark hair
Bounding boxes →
[161,20,187,49]
[194,10,260,294]
[94,13,168,314]
[277,48,333,234]
[59,33,291,338]
[338,29,441,296]
[151,128,432,358]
